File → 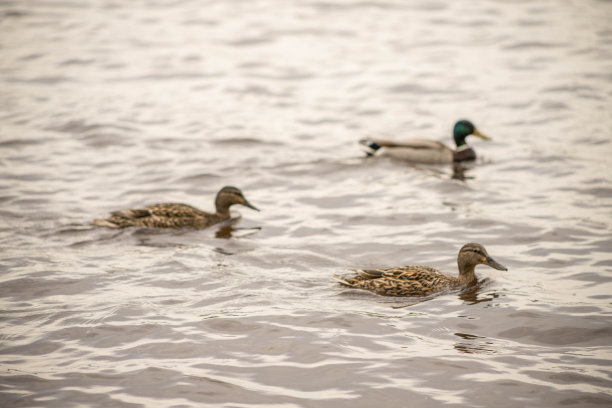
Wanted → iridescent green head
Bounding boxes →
[453,120,490,147]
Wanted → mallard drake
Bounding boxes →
[334,243,507,297]
[359,120,490,164]
[93,186,259,229]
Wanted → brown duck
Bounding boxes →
[334,243,507,296]
[93,186,259,229]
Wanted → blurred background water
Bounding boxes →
[1,0,612,407]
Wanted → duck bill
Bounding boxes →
[486,256,507,271]
[472,128,491,140]
[242,200,260,212]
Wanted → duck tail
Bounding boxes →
[358,139,382,157]
[332,274,354,287]
[92,218,121,228]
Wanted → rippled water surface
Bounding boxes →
[2,0,612,407]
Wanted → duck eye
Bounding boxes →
[468,249,485,257]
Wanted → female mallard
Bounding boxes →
[334,243,507,297]
[360,120,490,164]
[93,186,259,229]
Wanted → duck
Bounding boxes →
[359,120,490,164]
[93,186,259,229]
[334,243,507,297]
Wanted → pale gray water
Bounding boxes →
[1,0,612,407]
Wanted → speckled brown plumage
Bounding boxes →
[93,186,258,229]
[335,243,507,297]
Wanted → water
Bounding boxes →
[1,0,612,406]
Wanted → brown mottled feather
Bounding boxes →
[338,265,460,297]
[93,186,258,229]
[335,243,507,297]
[101,203,224,229]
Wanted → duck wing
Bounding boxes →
[112,203,205,219]
[392,139,450,151]
[110,208,152,219]
[358,265,444,280]
[370,138,450,151]
[336,267,445,297]
[366,138,455,164]
[359,265,456,295]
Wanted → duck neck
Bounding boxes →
[453,134,468,148]
[457,260,477,284]
[215,198,232,219]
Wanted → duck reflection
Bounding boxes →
[453,332,496,354]
[215,218,261,239]
[452,162,468,180]
[458,278,499,304]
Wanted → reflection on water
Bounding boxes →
[1,0,612,407]
[458,278,501,304]
[451,162,471,181]
[454,332,496,354]
[215,222,262,239]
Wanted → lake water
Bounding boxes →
[1,0,612,407]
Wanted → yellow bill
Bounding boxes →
[472,128,491,140]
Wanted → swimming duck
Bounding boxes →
[93,186,259,229]
[334,243,507,297]
[359,120,490,164]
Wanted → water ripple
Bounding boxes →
[1,0,612,407]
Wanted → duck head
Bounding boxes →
[453,120,490,147]
[457,242,507,277]
[215,186,259,214]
